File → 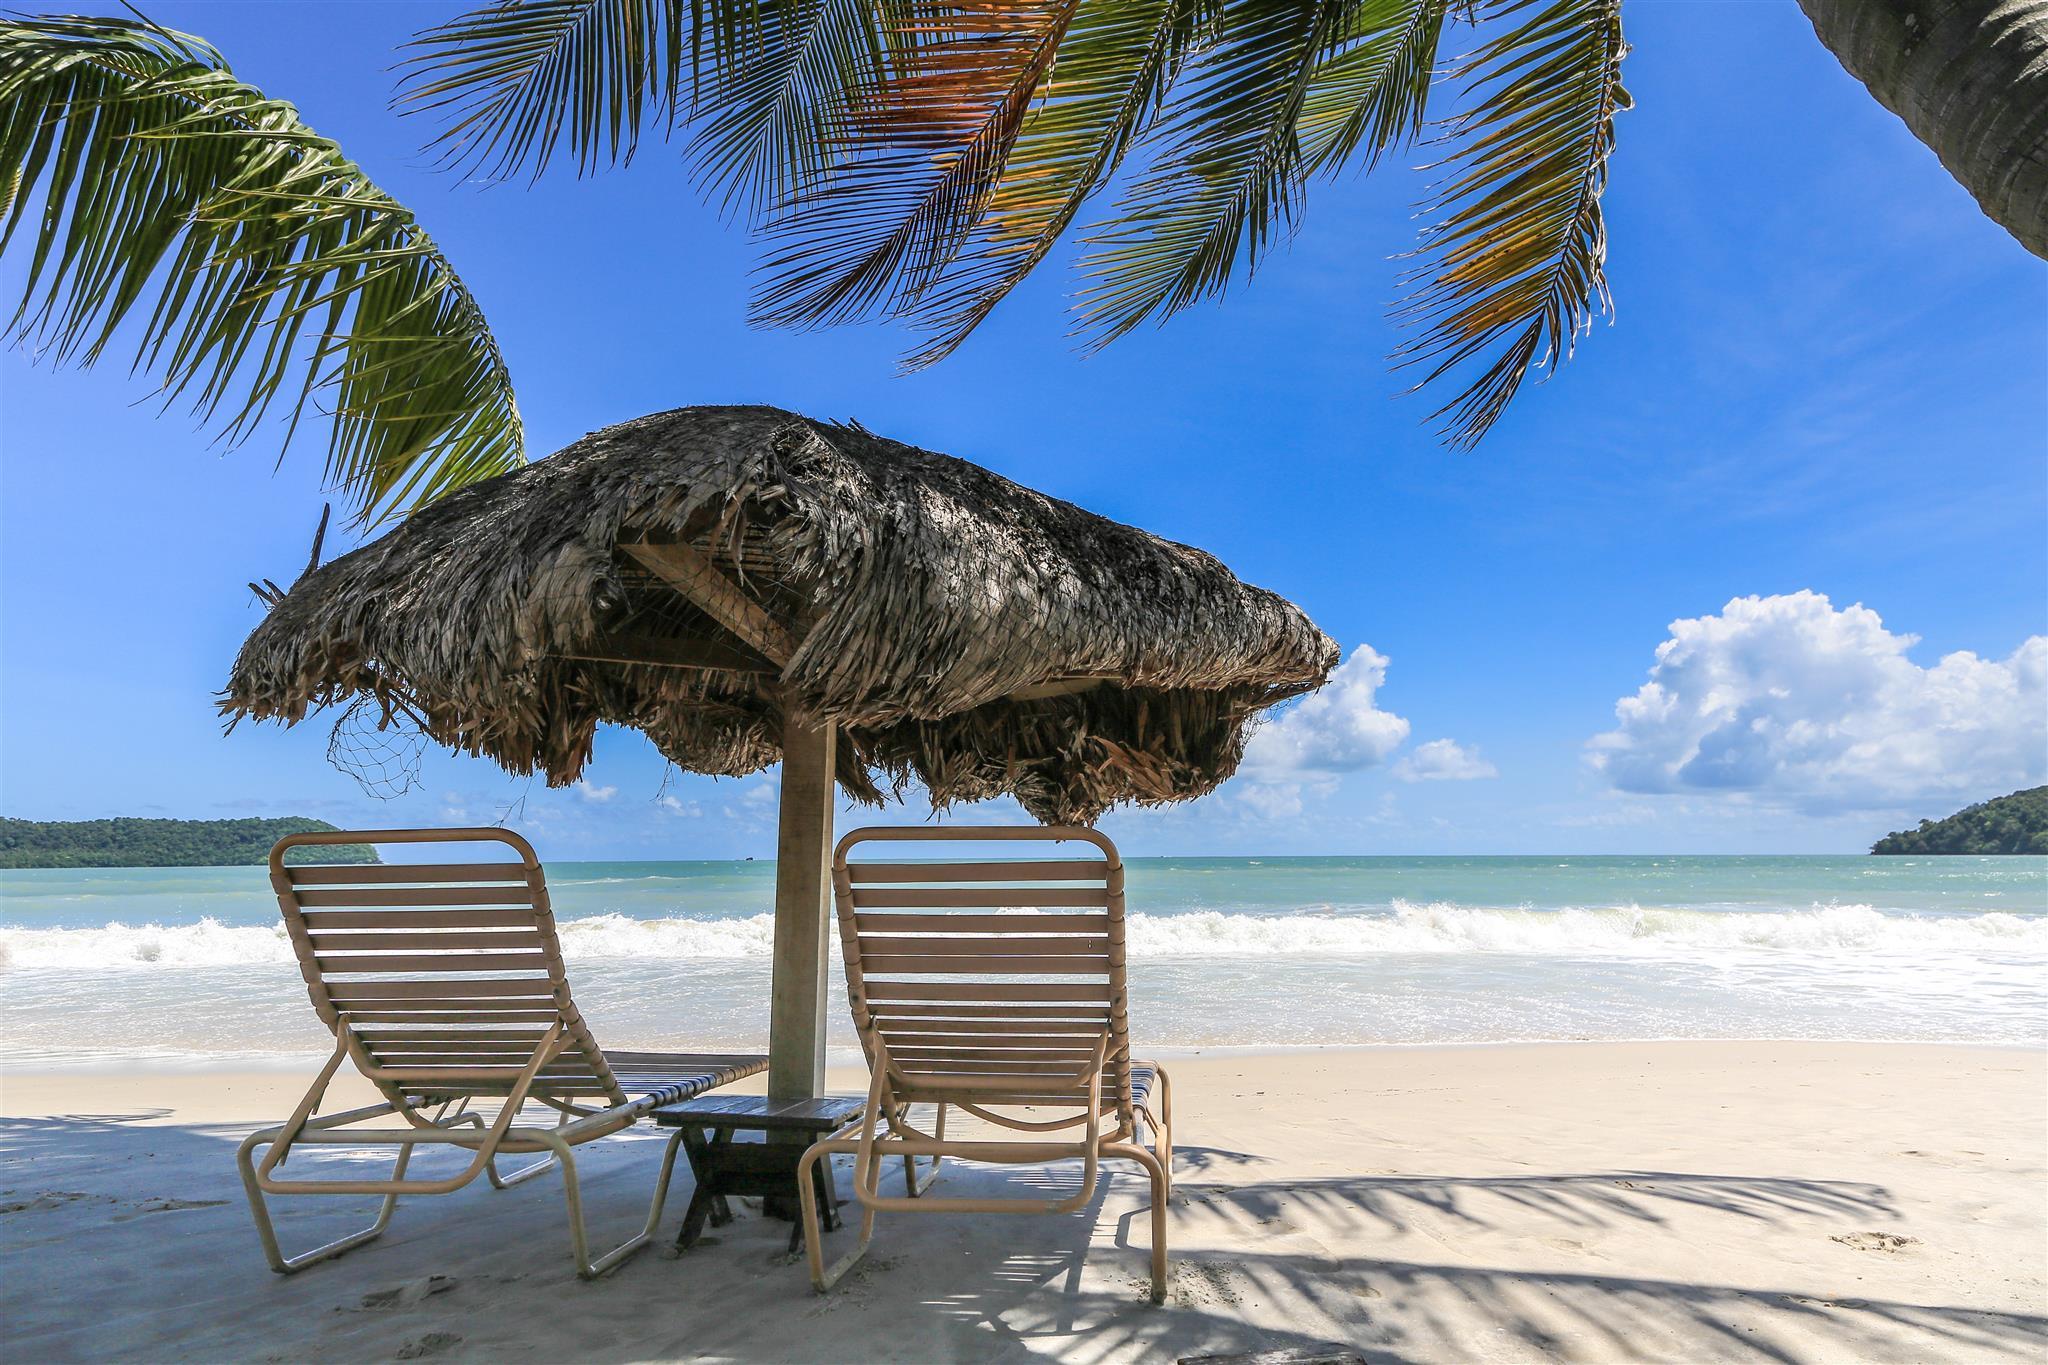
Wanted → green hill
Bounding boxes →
[1871,788,2048,856]
[0,817,380,868]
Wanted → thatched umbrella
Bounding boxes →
[224,405,1337,1097]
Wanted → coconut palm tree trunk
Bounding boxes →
[1797,0,2048,259]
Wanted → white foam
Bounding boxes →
[3,902,2042,970]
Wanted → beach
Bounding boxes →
[3,1041,2043,1362]
[4,855,2044,1360]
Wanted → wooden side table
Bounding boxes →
[651,1094,866,1255]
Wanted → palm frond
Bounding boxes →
[396,0,898,221]
[747,0,1079,331]
[1074,0,1443,346]
[1394,0,1627,448]
[883,0,1214,367]
[395,0,682,180]
[0,14,523,523]
[682,0,902,218]
[1296,0,1444,176]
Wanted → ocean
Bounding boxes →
[2,855,2042,1068]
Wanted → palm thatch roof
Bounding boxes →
[223,405,1337,823]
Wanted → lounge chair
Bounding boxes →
[237,827,765,1277]
[796,825,1174,1301]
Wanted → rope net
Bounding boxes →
[327,694,427,799]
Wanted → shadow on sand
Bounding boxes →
[2,1114,2043,1363]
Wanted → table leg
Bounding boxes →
[674,1125,715,1252]
[708,1128,736,1226]
[658,1112,862,1258]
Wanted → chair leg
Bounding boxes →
[487,1152,559,1188]
[1154,1067,1174,1200]
[237,1130,416,1274]
[903,1103,945,1197]
[1108,1143,1170,1305]
[546,1127,690,1280]
[487,1110,564,1188]
[798,1141,875,1293]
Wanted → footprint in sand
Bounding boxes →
[394,1332,462,1359]
[359,1276,459,1310]
[1831,1231,1919,1254]
[0,1191,113,1215]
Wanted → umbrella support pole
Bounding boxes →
[768,715,836,1106]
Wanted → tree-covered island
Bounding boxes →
[0,817,380,868]
[1871,788,2048,855]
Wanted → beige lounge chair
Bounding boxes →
[237,827,765,1278]
[796,825,1174,1301]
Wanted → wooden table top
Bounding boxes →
[651,1093,865,1132]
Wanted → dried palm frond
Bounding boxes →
[224,405,1339,823]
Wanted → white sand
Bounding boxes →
[2,1042,2043,1362]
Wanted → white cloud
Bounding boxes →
[657,795,703,818]
[1395,738,1498,782]
[1230,778,1332,821]
[1226,645,1411,818]
[575,780,618,804]
[1241,645,1410,780]
[719,777,781,825]
[1589,591,2046,811]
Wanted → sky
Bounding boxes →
[1,1,2043,860]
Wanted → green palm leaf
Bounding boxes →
[1075,0,1443,345]
[395,0,897,220]
[397,0,681,180]
[881,0,1213,367]
[1296,0,1444,176]
[0,14,523,523]
[748,0,1081,331]
[391,0,1622,449]
[682,0,899,219]
[1394,0,1628,448]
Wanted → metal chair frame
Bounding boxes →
[237,827,763,1278]
[797,825,1174,1301]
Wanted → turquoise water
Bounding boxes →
[3,855,2043,1065]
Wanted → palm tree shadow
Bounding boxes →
[5,1113,2044,1363]
[885,1163,2045,1363]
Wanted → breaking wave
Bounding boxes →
[3,902,2042,970]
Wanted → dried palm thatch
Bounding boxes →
[223,405,1337,823]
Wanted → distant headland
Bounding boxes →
[1872,787,2048,856]
[0,817,380,869]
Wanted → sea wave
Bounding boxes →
[2,902,2043,970]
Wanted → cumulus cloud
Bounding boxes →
[1224,645,1412,817]
[657,795,703,817]
[575,780,618,804]
[1395,739,1498,782]
[1589,591,2046,811]
[1241,646,1410,780]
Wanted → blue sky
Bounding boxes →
[2,1,2043,859]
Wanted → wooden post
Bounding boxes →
[768,713,836,1101]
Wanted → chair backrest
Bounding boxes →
[831,826,1133,1128]
[270,828,627,1108]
